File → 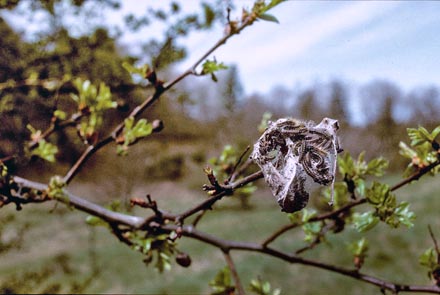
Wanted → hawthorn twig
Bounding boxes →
[227,145,250,183]
[391,160,440,191]
[161,224,440,294]
[262,198,366,247]
[428,225,440,258]
[178,171,263,221]
[223,251,245,295]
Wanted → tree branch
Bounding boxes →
[390,160,440,191]
[162,224,440,294]
[60,16,260,185]
[12,176,144,228]
[223,251,245,295]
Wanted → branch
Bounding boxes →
[223,251,245,295]
[28,112,83,150]
[263,157,440,247]
[162,224,440,294]
[262,198,367,247]
[391,160,440,191]
[62,114,163,184]
[60,17,259,184]
[163,17,255,91]
[177,171,263,222]
[12,176,144,228]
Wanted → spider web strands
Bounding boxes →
[251,117,340,212]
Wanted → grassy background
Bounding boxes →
[0,170,439,294]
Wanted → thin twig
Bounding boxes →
[161,224,440,294]
[391,160,440,191]
[178,171,263,221]
[228,145,250,183]
[262,198,366,247]
[429,225,440,258]
[223,251,245,295]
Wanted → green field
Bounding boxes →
[1,172,439,294]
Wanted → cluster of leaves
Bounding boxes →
[130,231,178,273]
[287,209,323,244]
[399,126,440,176]
[353,181,415,232]
[47,175,67,201]
[419,246,440,286]
[249,0,285,24]
[208,145,256,207]
[116,117,153,156]
[337,151,389,201]
[71,78,117,143]
[201,59,228,82]
[336,151,415,232]
[209,267,280,295]
[27,124,59,163]
[347,237,369,270]
[85,200,187,273]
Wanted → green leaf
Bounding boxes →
[85,215,107,227]
[287,211,303,224]
[0,162,8,178]
[392,201,416,228]
[32,139,58,163]
[338,152,355,177]
[366,157,388,176]
[303,221,322,243]
[117,117,153,155]
[53,110,67,120]
[47,175,67,201]
[201,59,228,82]
[347,237,369,257]
[365,181,390,205]
[209,267,233,294]
[352,211,379,232]
[419,247,438,270]
[399,141,417,159]
[354,178,365,197]
[122,61,149,77]
[431,125,440,140]
[96,82,117,111]
[257,13,279,23]
[301,208,317,222]
[407,127,432,146]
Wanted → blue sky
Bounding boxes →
[3,1,440,96]
[107,1,440,95]
[209,1,439,94]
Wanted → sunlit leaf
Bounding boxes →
[352,211,379,232]
[257,13,279,23]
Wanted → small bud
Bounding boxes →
[152,120,164,133]
[117,99,129,112]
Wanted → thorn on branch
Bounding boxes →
[130,194,162,217]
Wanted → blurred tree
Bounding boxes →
[221,65,244,114]
[407,86,440,128]
[328,80,350,127]
[296,87,323,122]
